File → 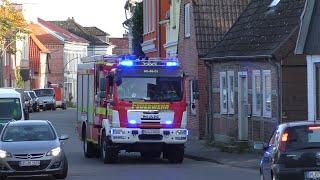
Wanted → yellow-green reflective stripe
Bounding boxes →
[107,109,113,115]
[96,107,106,115]
[87,139,98,144]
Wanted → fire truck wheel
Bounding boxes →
[140,152,162,159]
[83,132,95,158]
[166,144,184,164]
[101,134,118,164]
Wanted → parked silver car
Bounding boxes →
[0,120,68,179]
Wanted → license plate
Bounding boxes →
[142,129,160,135]
[306,171,320,179]
[19,161,40,167]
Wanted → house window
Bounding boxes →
[143,0,155,34]
[184,3,191,38]
[252,70,262,116]
[227,71,235,114]
[269,0,280,7]
[263,70,272,118]
[220,72,227,114]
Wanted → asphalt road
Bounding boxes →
[7,109,259,180]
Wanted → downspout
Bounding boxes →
[157,0,161,58]
[267,57,282,126]
[205,61,214,140]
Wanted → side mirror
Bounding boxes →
[59,134,69,141]
[254,142,267,151]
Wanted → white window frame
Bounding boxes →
[227,71,235,114]
[252,70,262,116]
[184,3,191,38]
[269,0,280,7]
[262,70,272,118]
[220,72,227,114]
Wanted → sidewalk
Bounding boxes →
[185,139,262,169]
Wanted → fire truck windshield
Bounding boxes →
[117,77,183,102]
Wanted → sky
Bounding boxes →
[13,0,128,37]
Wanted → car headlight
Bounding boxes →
[176,130,188,136]
[47,147,61,157]
[0,150,11,158]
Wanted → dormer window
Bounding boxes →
[269,0,280,7]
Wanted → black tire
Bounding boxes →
[166,144,184,163]
[62,103,67,110]
[100,133,118,164]
[54,156,68,179]
[83,129,95,158]
[141,152,162,160]
[0,176,6,180]
[52,105,57,111]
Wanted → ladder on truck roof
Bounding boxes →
[81,55,119,64]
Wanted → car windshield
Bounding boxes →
[286,125,320,151]
[29,92,37,99]
[34,89,54,97]
[0,98,22,120]
[117,77,183,102]
[2,124,56,142]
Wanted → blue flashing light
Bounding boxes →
[165,120,173,125]
[129,120,137,124]
[120,60,134,66]
[166,61,179,67]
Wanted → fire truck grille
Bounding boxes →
[138,134,163,140]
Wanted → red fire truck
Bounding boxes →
[76,55,188,163]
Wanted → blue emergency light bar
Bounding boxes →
[119,58,180,67]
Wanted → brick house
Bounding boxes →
[141,0,170,58]
[27,27,50,89]
[36,18,89,103]
[27,23,64,88]
[203,0,307,143]
[295,0,320,122]
[178,0,250,138]
[49,18,110,56]
[109,35,130,55]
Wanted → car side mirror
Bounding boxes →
[254,142,268,151]
[59,134,69,141]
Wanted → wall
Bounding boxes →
[109,37,129,56]
[210,60,278,142]
[178,0,201,138]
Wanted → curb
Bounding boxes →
[185,154,260,170]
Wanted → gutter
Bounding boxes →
[201,55,273,61]
[204,61,214,140]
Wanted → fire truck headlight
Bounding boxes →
[129,120,137,125]
[165,120,173,125]
[176,130,188,136]
[111,129,127,135]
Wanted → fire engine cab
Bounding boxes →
[77,55,188,163]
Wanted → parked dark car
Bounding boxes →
[27,91,40,112]
[0,120,69,179]
[255,121,320,180]
[34,89,56,111]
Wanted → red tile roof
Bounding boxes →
[38,18,89,44]
[27,23,63,45]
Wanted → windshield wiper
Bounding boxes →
[120,98,148,102]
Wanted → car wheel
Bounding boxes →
[54,156,68,179]
[101,133,118,164]
[83,130,95,158]
[52,105,57,111]
[0,175,6,180]
[165,144,184,163]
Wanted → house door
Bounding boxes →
[238,72,248,140]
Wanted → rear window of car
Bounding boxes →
[1,124,56,142]
[285,125,320,150]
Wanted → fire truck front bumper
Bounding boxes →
[110,128,188,144]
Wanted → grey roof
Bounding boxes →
[193,0,251,57]
[49,19,109,46]
[204,0,306,60]
[84,27,110,37]
[295,0,320,55]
